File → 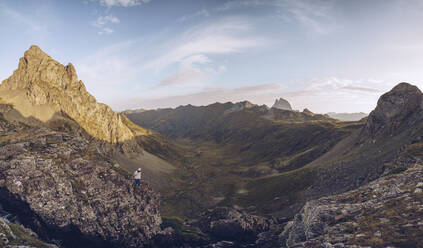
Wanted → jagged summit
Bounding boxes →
[362,82,423,137]
[0,45,149,144]
[24,45,49,59]
[272,97,292,110]
[302,108,313,115]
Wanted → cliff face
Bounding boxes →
[282,161,423,247]
[272,98,292,111]
[362,82,423,139]
[0,109,161,247]
[0,45,149,144]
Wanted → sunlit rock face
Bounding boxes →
[0,45,148,144]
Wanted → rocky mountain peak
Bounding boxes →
[272,98,292,110]
[376,82,422,118]
[302,108,314,115]
[0,45,148,144]
[24,45,50,60]
[363,82,423,137]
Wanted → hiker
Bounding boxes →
[134,168,142,186]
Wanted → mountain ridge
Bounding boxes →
[0,45,150,145]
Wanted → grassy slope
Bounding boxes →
[240,109,423,218]
[125,104,364,218]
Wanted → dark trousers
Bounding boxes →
[135,179,141,186]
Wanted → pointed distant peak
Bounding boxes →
[303,108,314,115]
[24,45,50,59]
[272,97,292,110]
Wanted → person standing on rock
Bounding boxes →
[134,168,142,187]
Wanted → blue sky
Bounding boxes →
[1,0,423,113]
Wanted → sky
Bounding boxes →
[1,0,423,113]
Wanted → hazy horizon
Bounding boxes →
[2,0,423,113]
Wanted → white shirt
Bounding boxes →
[134,170,142,180]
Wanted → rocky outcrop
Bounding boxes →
[0,45,151,144]
[0,112,161,247]
[362,82,423,138]
[282,161,423,247]
[272,98,292,111]
[0,215,58,247]
[197,207,274,244]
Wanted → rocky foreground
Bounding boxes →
[282,161,423,247]
[0,110,161,247]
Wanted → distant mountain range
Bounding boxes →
[124,99,362,218]
[326,112,368,121]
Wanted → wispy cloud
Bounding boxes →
[92,15,120,34]
[177,9,211,22]
[112,77,394,113]
[202,0,338,35]
[93,15,120,27]
[281,77,393,113]
[76,17,270,103]
[95,0,151,8]
[0,4,47,34]
[112,83,286,110]
[143,18,269,89]
[275,0,337,35]
[145,18,266,71]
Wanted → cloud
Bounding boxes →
[111,77,395,113]
[141,18,269,89]
[112,83,286,110]
[156,55,228,88]
[280,77,394,113]
[276,0,337,35]
[74,39,142,101]
[145,18,267,71]
[177,9,211,22]
[93,15,120,27]
[210,0,338,35]
[92,15,120,35]
[0,4,47,34]
[76,17,269,107]
[158,66,205,88]
[96,0,151,8]
[99,27,114,35]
